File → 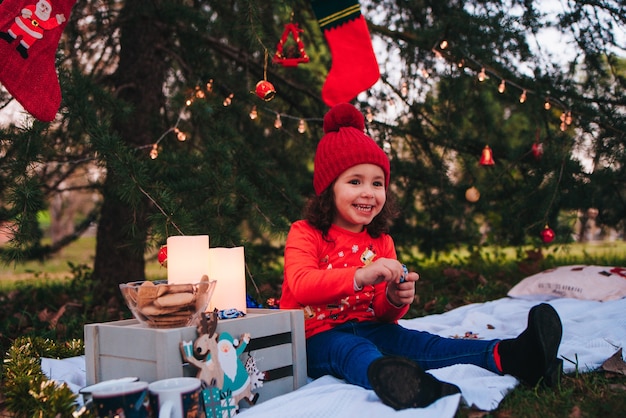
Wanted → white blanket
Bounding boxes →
[41,297,626,416]
[237,296,626,417]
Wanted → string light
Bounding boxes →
[519,90,527,103]
[439,39,448,50]
[223,93,234,106]
[498,80,506,93]
[150,144,159,159]
[146,77,358,159]
[478,68,486,82]
[544,98,551,110]
[428,38,592,133]
[274,113,282,129]
[194,87,205,99]
[366,107,374,123]
[400,81,408,97]
[249,105,258,120]
[174,128,186,142]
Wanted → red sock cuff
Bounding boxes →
[493,341,503,372]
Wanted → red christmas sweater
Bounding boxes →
[281,220,409,339]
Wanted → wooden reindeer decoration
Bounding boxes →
[180,309,224,390]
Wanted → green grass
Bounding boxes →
[0,236,167,289]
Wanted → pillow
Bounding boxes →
[508,265,626,302]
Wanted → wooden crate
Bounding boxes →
[84,309,307,404]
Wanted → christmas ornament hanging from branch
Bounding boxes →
[531,128,544,160]
[254,50,276,101]
[273,22,309,67]
[540,225,555,243]
[479,145,495,166]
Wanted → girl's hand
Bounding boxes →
[354,257,405,288]
[386,271,418,306]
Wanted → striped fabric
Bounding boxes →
[311,0,362,29]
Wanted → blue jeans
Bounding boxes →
[306,321,500,389]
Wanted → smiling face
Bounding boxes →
[331,163,386,233]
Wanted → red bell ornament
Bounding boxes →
[157,245,168,267]
[479,145,495,166]
[540,225,555,243]
[255,80,276,101]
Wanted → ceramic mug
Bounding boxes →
[91,380,150,418]
[148,377,203,418]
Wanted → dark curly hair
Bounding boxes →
[303,184,399,240]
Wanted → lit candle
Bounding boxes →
[208,246,247,314]
[166,235,210,284]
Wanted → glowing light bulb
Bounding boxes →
[298,119,306,133]
[274,114,282,129]
[519,90,527,103]
[498,80,506,93]
[565,110,572,125]
[150,144,158,159]
[478,68,486,82]
[366,108,374,123]
[439,39,448,50]
[223,93,234,106]
[185,98,193,106]
[206,79,213,93]
[544,99,551,110]
[249,105,258,120]
[174,128,186,141]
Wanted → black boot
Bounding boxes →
[16,44,28,59]
[498,303,563,387]
[0,32,14,43]
[368,356,460,410]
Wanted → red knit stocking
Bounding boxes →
[0,0,76,122]
[310,0,380,106]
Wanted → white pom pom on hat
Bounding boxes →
[313,103,390,195]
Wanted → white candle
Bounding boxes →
[166,235,210,284]
[208,246,247,314]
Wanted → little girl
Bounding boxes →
[280,103,563,410]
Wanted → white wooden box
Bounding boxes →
[84,309,307,404]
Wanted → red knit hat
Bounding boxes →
[313,103,390,195]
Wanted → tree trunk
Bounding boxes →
[92,2,168,300]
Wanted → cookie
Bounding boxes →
[154,291,195,308]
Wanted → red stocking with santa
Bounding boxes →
[310,0,380,106]
[0,0,76,122]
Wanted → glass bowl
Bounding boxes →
[119,278,216,328]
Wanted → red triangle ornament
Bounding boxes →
[0,0,77,122]
[273,22,310,68]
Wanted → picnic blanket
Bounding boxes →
[235,296,626,417]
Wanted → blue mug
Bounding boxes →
[91,381,150,418]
